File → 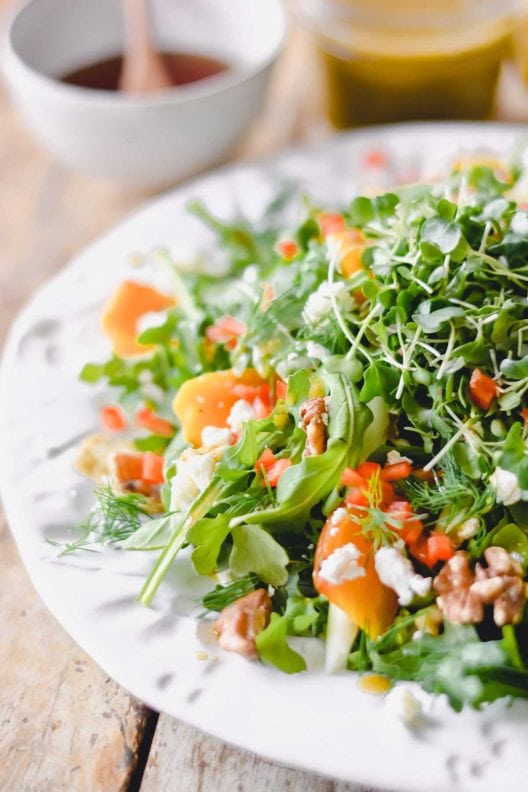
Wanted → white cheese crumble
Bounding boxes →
[306,341,331,362]
[318,543,366,585]
[170,447,220,512]
[490,467,522,506]
[331,507,349,525]
[201,425,232,448]
[226,399,256,433]
[385,686,423,727]
[136,309,169,336]
[456,516,480,541]
[374,545,431,606]
[303,281,355,325]
[386,449,412,466]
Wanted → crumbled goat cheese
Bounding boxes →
[318,543,366,585]
[227,399,256,433]
[456,516,480,541]
[201,425,232,448]
[331,507,349,525]
[385,686,423,727]
[511,211,528,235]
[170,447,219,511]
[386,449,412,466]
[306,341,331,362]
[490,467,522,506]
[303,281,355,325]
[136,309,169,336]
[374,545,431,606]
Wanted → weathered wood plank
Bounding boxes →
[0,515,153,792]
[140,717,380,792]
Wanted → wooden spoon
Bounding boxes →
[119,0,173,93]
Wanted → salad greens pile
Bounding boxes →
[73,155,528,711]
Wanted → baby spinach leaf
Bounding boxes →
[255,613,307,673]
[230,524,289,586]
[122,513,180,551]
[499,423,528,490]
[188,514,232,575]
[359,361,399,403]
[500,354,528,381]
[413,304,465,333]
[369,624,528,711]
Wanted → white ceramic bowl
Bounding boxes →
[1,0,286,188]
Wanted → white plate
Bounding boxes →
[1,123,527,792]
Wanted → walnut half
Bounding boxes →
[433,547,527,627]
[299,397,329,457]
[215,589,272,660]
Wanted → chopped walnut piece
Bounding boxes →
[473,547,525,627]
[215,589,272,660]
[299,397,329,456]
[433,547,526,627]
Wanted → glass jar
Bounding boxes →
[296,0,519,127]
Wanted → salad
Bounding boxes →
[71,153,528,713]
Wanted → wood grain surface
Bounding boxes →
[1,0,528,788]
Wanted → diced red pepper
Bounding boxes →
[345,487,370,508]
[426,533,454,566]
[362,148,388,169]
[232,383,271,402]
[387,500,413,517]
[469,368,499,410]
[256,448,276,473]
[319,213,346,237]
[410,532,454,568]
[205,315,246,345]
[276,240,298,260]
[522,408,528,423]
[380,481,395,505]
[341,468,368,488]
[398,519,424,547]
[275,379,287,401]
[266,458,292,486]
[356,461,381,479]
[113,452,144,482]
[261,283,275,309]
[252,395,271,420]
[100,405,127,432]
[136,407,174,437]
[141,451,165,484]
[380,461,412,481]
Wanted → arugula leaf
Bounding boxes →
[499,423,528,489]
[484,523,528,569]
[122,513,180,551]
[230,524,289,586]
[255,613,307,673]
[359,361,399,403]
[369,624,528,711]
[188,514,232,575]
[421,216,467,256]
[500,354,528,380]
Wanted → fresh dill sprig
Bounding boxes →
[48,485,151,555]
[401,454,493,530]
[202,574,260,612]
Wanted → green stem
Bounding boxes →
[138,477,224,606]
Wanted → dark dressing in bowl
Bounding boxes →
[61,51,228,91]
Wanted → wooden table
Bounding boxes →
[2,4,528,789]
